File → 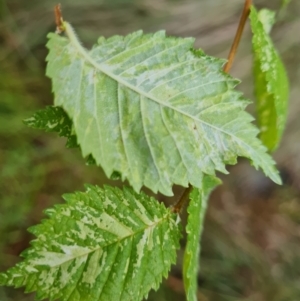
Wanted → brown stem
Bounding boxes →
[173,0,252,212]
[54,4,65,33]
[172,185,193,213]
[223,0,252,73]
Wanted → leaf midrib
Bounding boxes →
[63,22,279,182]
[35,212,172,269]
[64,22,238,137]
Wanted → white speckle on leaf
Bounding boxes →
[31,245,91,267]
[82,248,104,285]
[46,121,58,129]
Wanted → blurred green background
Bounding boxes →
[1,0,300,300]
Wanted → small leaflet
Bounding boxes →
[24,106,99,165]
[250,6,289,151]
[24,106,77,148]
[183,175,221,301]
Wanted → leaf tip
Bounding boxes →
[272,171,283,186]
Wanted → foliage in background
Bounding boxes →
[24,106,77,148]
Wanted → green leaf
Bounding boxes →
[0,185,180,301]
[183,175,221,301]
[24,106,99,166]
[24,106,77,148]
[250,6,289,151]
[46,23,281,196]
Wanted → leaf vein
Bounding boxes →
[140,96,164,191]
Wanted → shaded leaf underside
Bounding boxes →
[0,185,180,301]
[46,23,281,196]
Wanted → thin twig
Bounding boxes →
[173,0,252,212]
[54,4,65,33]
[223,0,252,73]
[172,185,193,213]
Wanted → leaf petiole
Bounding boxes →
[223,0,252,73]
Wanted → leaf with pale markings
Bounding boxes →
[0,185,180,301]
[250,6,289,151]
[24,106,77,148]
[46,23,281,196]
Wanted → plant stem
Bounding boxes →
[223,0,252,73]
[172,185,193,213]
[54,4,65,33]
[173,0,252,212]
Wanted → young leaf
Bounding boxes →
[183,175,221,301]
[24,106,77,148]
[0,185,181,301]
[250,6,289,151]
[46,23,281,196]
